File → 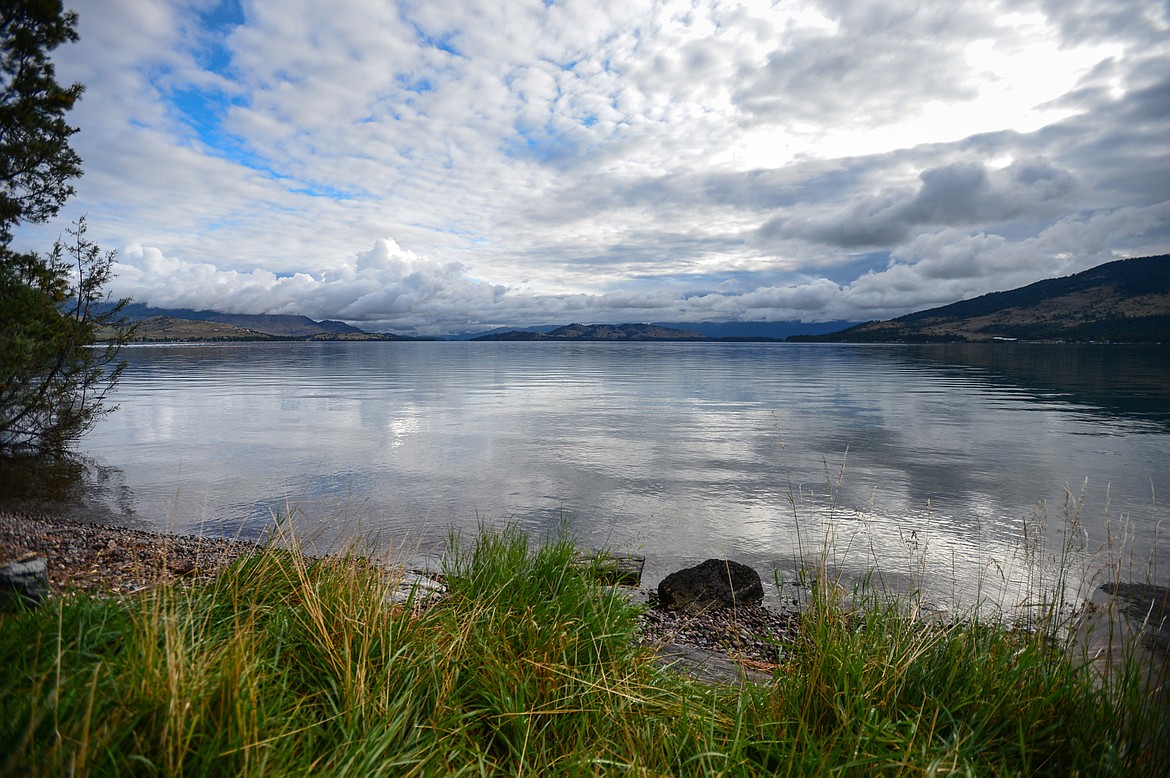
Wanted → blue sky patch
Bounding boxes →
[192,0,244,76]
[407,21,462,57]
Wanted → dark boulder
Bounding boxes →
[658,559,763,612]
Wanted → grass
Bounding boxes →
[1,521,1166,776]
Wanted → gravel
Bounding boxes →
[0,511,261,596]
[635,590,801,675]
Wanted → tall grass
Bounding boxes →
[1,520,1164,776]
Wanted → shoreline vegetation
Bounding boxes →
[2,512,1167,775]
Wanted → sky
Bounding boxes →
[14,0,1170,336]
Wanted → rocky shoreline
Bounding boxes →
[1,512,796,682]
[0,512,262,596]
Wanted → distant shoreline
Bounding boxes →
[105,336,1166,345]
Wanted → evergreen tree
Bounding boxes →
[1,1,132,455]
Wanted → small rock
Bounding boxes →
[1,557,51,610]
[167,558,197,576]
[387,571,447,607]
[572,552,645,586]
[658,559,764,612]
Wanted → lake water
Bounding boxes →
[28,341,1170,613]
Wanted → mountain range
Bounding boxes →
[474,323,715,341]
[451,320,857,340]
[116,305,413,341]
[790,254,1169,343]
[113,254,1168,344]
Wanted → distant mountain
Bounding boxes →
[652,320,861,339]
[116,304,412,341]
[456,320,858,340]
[474,323,714,341]
[205,313,365,338]
[790,255,1170,343]
[127,316,271,341]
[449,325,563,340]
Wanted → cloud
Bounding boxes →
[1026,0,1170,47]
[113,237,505,332]
[765,158,1080,250]
[734,2,989,130]
[7,0,1167,334]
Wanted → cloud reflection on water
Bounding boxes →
[71,341,1169,617]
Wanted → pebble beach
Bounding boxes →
[1,511,799,682]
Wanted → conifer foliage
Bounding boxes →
[1,1,132,455]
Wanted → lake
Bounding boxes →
[22,341,1170,614]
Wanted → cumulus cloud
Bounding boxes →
[113,238,505,332]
